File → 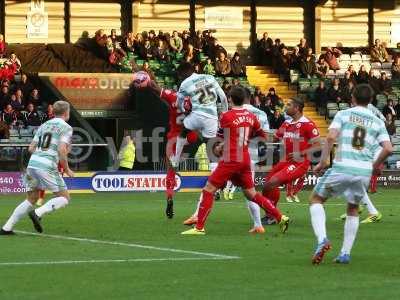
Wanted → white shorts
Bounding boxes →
[183,112,218,139]
[313,169,370,204]
[24,168,67,193]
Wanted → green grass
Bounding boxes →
[0,190,399,300]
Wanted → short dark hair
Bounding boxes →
[352,84,373,105]
[291,97,304,112]
[176,62,194,80]
[229,86,246,106]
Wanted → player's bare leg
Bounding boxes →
[309,192,331,265]
[1,190,39,235]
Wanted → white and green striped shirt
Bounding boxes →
[28,118,72,172]
[330,106,390,177]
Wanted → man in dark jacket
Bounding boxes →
[230,52,246,77]
[258,32,273,65]
[23,103,41,127]
[300,55,316,78]
[208,38,227,61]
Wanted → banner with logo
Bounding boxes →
[27,0,48,39]
[1,171,400,194]
[205,7,243,29]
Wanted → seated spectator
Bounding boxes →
[341,81,355,103]
[258,32,273,65]
[5,53,21,73]
[267,87,284,109]
[109,29,121,46]
[328,78,342,103]
[17,73,34,97]
[356,65,369,84]
[230,52,246,77]
[183,44,197,64]
[122,32,135,53]
[215,52,231,76]
[300,53,316,78]
[298,38,308,57]
[392,56,400,80]
[0,120,9,139]
[314,80,329,112]
[134,33,144,54]
[208,38,227,61]
[276,48,291,80]
[0,34,5,58]
[43,104,55,122]
[107,37,126,65]
[261,97,274,120]
[347,65,357,80]
[140,39,154,60]
[323,47,342,71]
[202,58,215,76]
[148,30,157,47]
[340,71,355,89]
[290,46,301,70]
[9,94,23,111]
[370,39,388,63]
[27,89,40,107]
[1,104,18,126]
[14,88,24,105]
[153,39,169,61]
[252,94,262,110]
[23,103,41,127]
[269,109,285,129]
[368,70,380,95]
[383,99,397,118]
[316,56,329,77]
[0,85,10,108]
[190,30,204,54]
[181,30,191,51]
[141,61,155,80]
[222,80,231,95]
[378,72,392,95]
[385,112,396,136]
[169,31,183,53]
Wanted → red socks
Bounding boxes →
[165,169,176,199]
[38,190,45,199]
[263,188,280,207]
[196,190,214,230]
[252,193,282,221]
[370,175,377,193]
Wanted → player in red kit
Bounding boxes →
[147,81,198,219]
[262,98,321,223]
[181,86,290,235]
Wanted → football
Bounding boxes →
[132,71,150,89]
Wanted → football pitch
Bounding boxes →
[0,190,399,300]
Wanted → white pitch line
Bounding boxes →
[0,257,236,267]
[15,231,240,260]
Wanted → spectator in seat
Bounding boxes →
[385,112,396,136]
[134,33,144,54]
[383,99,397,118]
[392,56,400,80]
[230,52,246,77]
[202,58,215,76]
[300,53,317,78]
[191,30,204,54]
[153,39,169,61]
[276,48,291,80]
[215,52,231,76]
[1,104,17,126]
[208,38,227,61]
[323,47,342,71]
[140,39,154,60]
[148,30,157,47]
[261,97,274,120]
[109,29,120,46]
[340,71,355,89]
[222,80,231,95]
[17,74,34,97]
[122,32,135,53]
[14,88,24,105]
[43,104,55,122]
[267,87,284,109]
[0,85,10,109]
[270,109,285,129]
[314,80,329,114]
[368,70,380,95]
[10,93,23,111]
[298,38,308,57]
[370,39,389,63]
[181,30,191,51]
[341,80,355,104]
[0,120,9,139]
[258,32,273,65]
[347,65,357,80]
[356,65,369,84]
[328,78,342,103]
[290,46,301,71]
[27,88,40,107]
[316,56,329,78]
[183,44,197,64]
[0,34,6,58]
[141,61,155,80]
[24,103,41,127]
[169,31,183,54]
[378,72,392,95]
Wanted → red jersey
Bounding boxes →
[275,116,319,162]
[218,108,266,163]
[160,89,183,139]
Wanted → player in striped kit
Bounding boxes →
[0,101,74,235]
[310,84,393,265]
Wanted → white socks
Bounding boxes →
[2,200,33,231]
[310,203,327,243]
[35,197,69,218]
[361,194,378,215]
[341,216,359,255]
[247,201,262,228]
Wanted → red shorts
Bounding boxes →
[265,160,310,185]
[208,160,254,190]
